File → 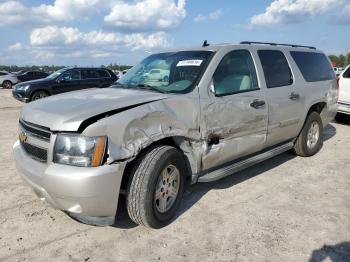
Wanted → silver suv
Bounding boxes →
[13,42,338,228]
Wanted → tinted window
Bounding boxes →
[290,51,334,82]
[343,67,350,79]
[97,69,110,78]
[258,50,292,88]
[213,50,259,96]
[81,69,99,79]
[60,70,81,81]
[0,72,7,76]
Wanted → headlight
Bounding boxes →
[16,84,30,91]
[53,135,107,167]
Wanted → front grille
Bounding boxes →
[19,119,50,162]
[19,120,51,141]
[20,140,48,162]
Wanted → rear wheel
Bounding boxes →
[294,111,323,157]
[126,145,186,228]
[31,91,48,101]
[3,80,12,89]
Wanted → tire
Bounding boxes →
[2,80,12,89]
[294,111,323,157]
[126,145,186,228]
[31,91,48,101]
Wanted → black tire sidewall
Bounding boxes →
[31,91,48,101]
[145,148,186,228]
[3,81,12,89]
[300,112,323,156]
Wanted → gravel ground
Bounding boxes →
[0,89,349,262]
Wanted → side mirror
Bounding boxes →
[57,78,66,83]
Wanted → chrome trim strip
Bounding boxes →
[198,142,294,183]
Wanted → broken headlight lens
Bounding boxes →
[53,135,106,167]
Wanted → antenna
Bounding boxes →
[202,40,210,47]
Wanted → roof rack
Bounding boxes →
[240,41,316,50]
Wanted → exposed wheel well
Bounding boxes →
[120,137,193,192]
[307,102,326,116]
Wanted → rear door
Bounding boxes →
[257,49,304,148]
[201,49,268,170]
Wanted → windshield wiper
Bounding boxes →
[134,84,166,94]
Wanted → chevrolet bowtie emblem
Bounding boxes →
[19,132,28,143]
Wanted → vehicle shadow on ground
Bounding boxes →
[111,124,337,229]
[309,242,350,262]
[323,123,337,141]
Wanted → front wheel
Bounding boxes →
[126,145,186,228]
[31,91,48,101]
[294,111,323,157]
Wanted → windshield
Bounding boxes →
[46,68,67,79]
[114,51,213,93]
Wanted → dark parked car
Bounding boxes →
[17,71,49,82]
[13,67,118,102]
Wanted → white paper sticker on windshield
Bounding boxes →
[177,60,203,67]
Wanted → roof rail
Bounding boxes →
[240,41,316,50]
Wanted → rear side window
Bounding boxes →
[0,72,7,76]
[290,51,334,82]
[258,50,292,88]
[97,69,110,78]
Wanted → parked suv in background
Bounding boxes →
[0,71,19,89]
[17,71,49,82]
[12,67,117,102]
[336,64,350,121]
[13,42,338,228]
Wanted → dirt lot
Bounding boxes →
[0,88,349,262]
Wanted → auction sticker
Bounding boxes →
[177,60,203,67]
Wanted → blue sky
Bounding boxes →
[1,0,349,66]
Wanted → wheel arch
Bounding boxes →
[29,89,51,100]
[120,136,200,191]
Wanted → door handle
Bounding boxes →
[250,99,266,109]
[289,92,300,100]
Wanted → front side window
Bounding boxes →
[60,70,81,81]
[115,51,213,93]
[290,51,334,82]
[258,50,293,88]
[213,50,259,96]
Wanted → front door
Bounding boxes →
[53,69,82,94]
[201,49,268,170]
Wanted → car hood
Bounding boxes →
[21,88,168,131]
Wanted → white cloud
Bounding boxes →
[8,42,24,51]
[33,0,102,22]
[0,1,29,26]
[250,0,344,26]
[30,26,170,50]
[104,0,186,31]
[336,4,350,24]
[194,9,222,23]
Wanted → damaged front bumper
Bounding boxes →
[13,140,126,226]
